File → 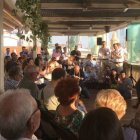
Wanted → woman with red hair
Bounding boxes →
[54,78,85,135]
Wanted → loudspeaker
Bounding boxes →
[104,26,110,33]
[97,37,102,45]
[126,29,127,41]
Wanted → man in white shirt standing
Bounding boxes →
[111,43,124,72]
[98,41,110,75]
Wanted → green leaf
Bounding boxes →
[14,0,51,47]
[20,35,25,40]
[26,37,29,42]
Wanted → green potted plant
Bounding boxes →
[13,0,50,54]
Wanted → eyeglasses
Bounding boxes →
[31,107,39,117]
[27,107,39,123]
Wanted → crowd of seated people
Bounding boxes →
[0,88,140,140]
[1,43,140,140]
[3,43,134,99]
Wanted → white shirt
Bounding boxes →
[111,48,124,62]
[98,47,110,59]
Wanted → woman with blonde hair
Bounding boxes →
[95,89,138,140]
[95,89,127,120]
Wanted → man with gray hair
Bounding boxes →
[0,89,40,140]
[18,65,40,99]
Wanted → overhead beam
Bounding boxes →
[3,22,15,29]
[48,22,128,36]
[49,30,99,34]
[4,17,18,27]
[48,24,116,27]
[3,24,13,31]
[128,0,140,4]
[49,28,104,32]
[3,9,22,26]
[43,17,138,22]
[41,3,140,9]
[41,3,83,9]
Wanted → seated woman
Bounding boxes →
[95,89,126,120]
[79,107,124,140]
[54,78,85,135]
[94,89,137,140]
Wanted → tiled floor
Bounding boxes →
[82,89,137,125]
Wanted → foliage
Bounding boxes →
[13,0,51,49]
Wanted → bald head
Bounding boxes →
[0,89,40,139]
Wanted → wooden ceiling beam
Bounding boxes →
[128,0,140,4]
[49,28,105,32]
[3,24,13,31]
[41,3,140,9]
[4,17,19,28]
[43,17,138,22]
[3,22,15,29]
[48,24,116,28]
[41,3,83,9]
[3,9,22,26]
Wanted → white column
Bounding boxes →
[0,0,4,91]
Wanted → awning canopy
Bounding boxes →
[4,0,140,35]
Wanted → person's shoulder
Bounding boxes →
[122,126,137,140]
[74,109,85,119]
[126,77,132,82]
[43,82,54,92]
[0,134,6,140]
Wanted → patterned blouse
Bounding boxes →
[55,108,85,135]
